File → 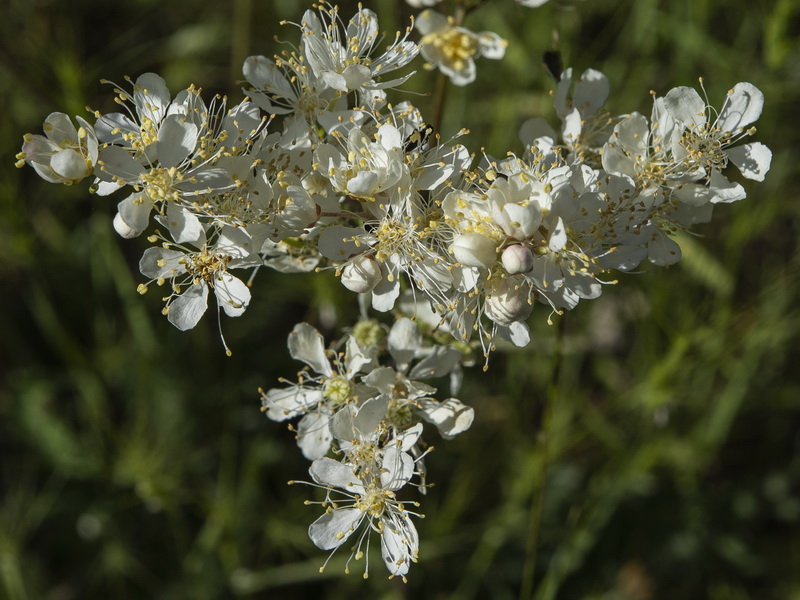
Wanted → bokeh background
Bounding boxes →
[2,0,800,598]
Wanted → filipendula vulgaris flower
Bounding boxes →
[297,2,419,106]
[137,223,259,338]
[302,446,421,579]
[92,73,267,238]
[416,9,507,86]
[261,322,380,460]
[17,113,99,185]
[661,81,772,202]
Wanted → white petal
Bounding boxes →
[97,145,145,182]
[309,457,362,492]
[388,318,421,366]
[43,112,79,145]
[50,149,90,181]
[242,55,296,99]
[318,225,363,261]
[664,86,707,128]
[164,204,204,244]
[477,31,506,60]
[562,108,583,143]
[297,412,333,460]
[116,193,154,238]
[308,507,363,551]
[380,514,418,576]
[718,82,764,132]
[727,142,771,182]
[408,346,461,379]
[168,283,209,330]
[415,9,448,35]
[451,233,497,269]
[647,228,681,266]
[377,124,402,151]
[288,323,333,377]
[134,73,171,124]
[499,321,531,347]
[418,397,475,439]
[157,115,198,168]
[519,117,557,146]
[708,170,747,203]
[346,170,380,196]
[548,217,568,252]
[262,386,322,421]
[214,272,251,317]
[380,447,414,491]
[371,268,400,312]
[138,247,185,279]
[573,68,609,115]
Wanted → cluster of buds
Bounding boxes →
[17,0,771,579]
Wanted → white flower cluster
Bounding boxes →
[17,0,771,580]
[263,318,470,577]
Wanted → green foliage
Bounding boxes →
[2,0,799,598]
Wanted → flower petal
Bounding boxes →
[288,323,333,377]
[727,142,772,182]
[718,82,764,132]
[309,507,363,551]
[168,283,209,330]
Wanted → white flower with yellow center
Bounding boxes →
[260,323,379,460]
[17,113,98,185]
[298,2,418,102]
[416,10,507,86]
[304,452,420,579]
[137,224,257,332]
[315,123,409,203]
[662,82,772,203]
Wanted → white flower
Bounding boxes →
[417,10,507,86]
[299,2,418,102]
[260,323,378,460]
[17,113,98,185]
[663,82,772,201]
[137,225,254,331]
[315,124,409,203]
[305,453,420,579]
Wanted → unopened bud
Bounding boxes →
[501,244,534,274]
[484,276,532,326]
[340,254,382,293]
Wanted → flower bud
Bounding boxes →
[341,255,382,293]
[450,233,497,269]
[501,244,534,274]
[484,275,532,326]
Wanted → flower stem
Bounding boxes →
[519,317,565,600]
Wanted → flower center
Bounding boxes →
[423,28,478,73]
[140,167,184,203]
[323,376,352,404]
[184,248,232,283]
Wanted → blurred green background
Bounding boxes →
[2,0,800,598]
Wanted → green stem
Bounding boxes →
[431,71,450,136]
[519,317,566,600]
